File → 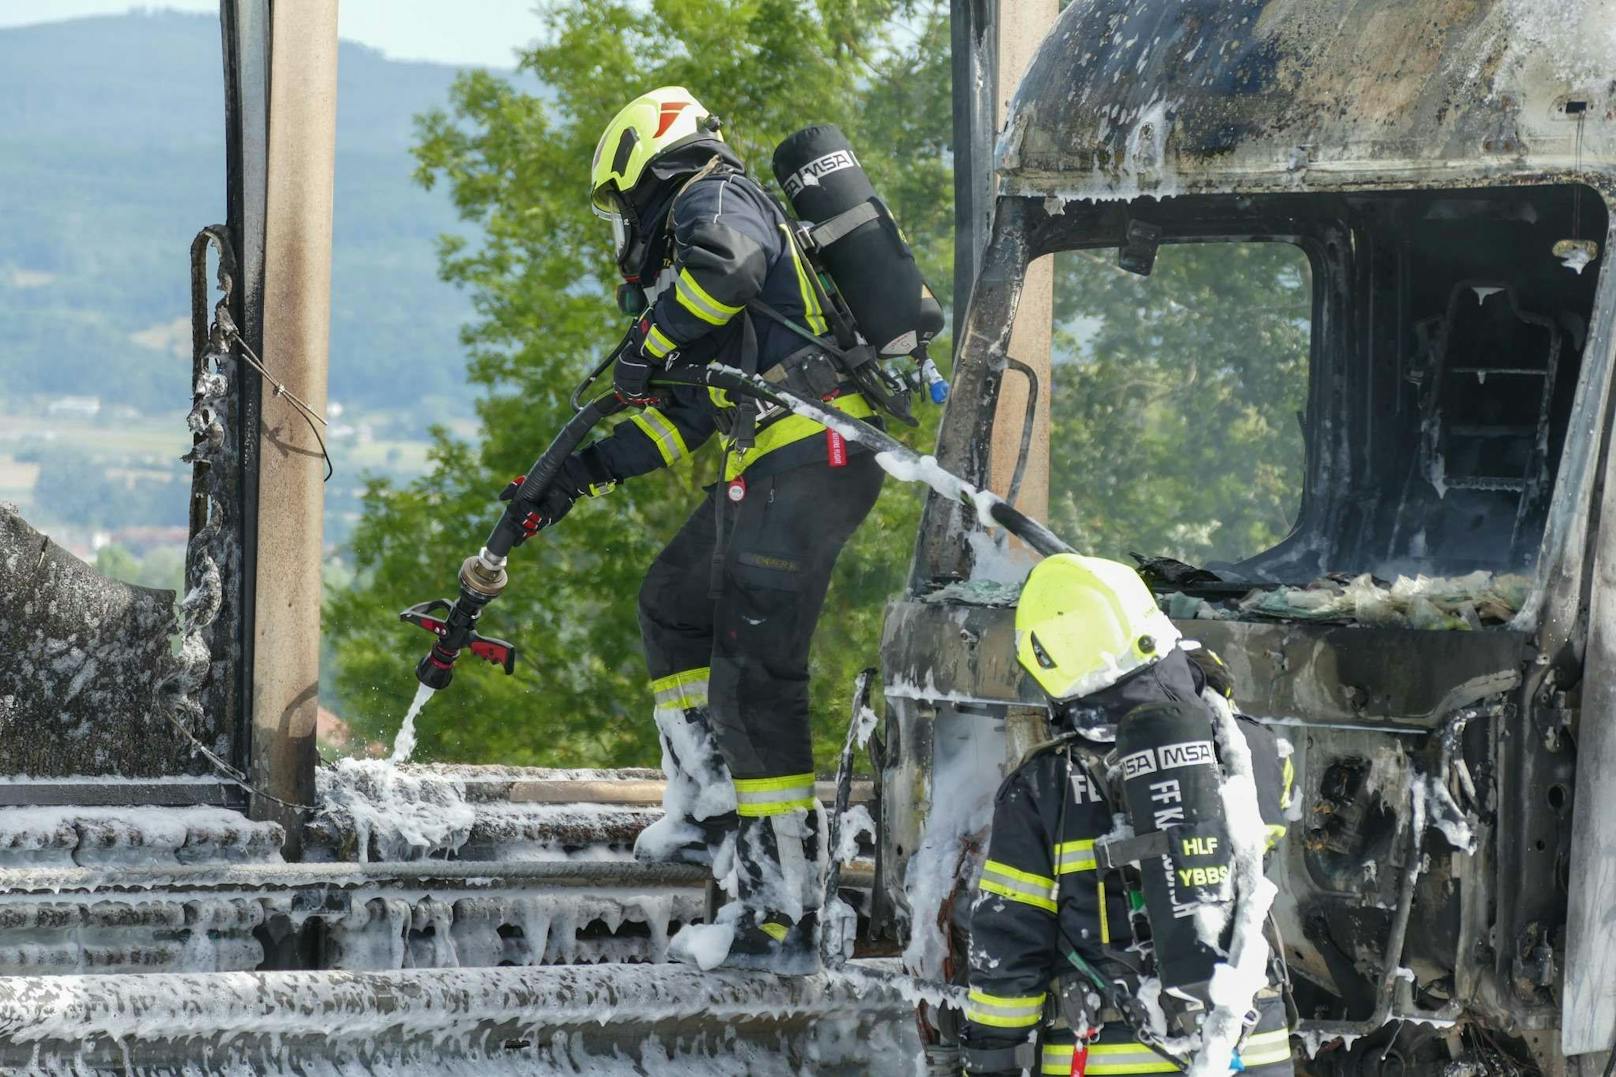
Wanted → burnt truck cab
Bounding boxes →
[878,1,1616,1071]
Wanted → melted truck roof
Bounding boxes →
[999,0,1616,198]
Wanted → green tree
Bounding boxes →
[324,0,951,766]
[1047,242,1311,568]
[94,543,185,593]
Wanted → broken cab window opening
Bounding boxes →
[1009,184,1608,627]
[1047,239,1311,574]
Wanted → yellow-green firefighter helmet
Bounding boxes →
[590,87,721,216]
[1015,554,1181,702]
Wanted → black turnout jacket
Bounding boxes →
[962,648,1297,1076]
[583,162,872,485]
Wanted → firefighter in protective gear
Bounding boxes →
[962,555,1296,1076]
[538,87,885,972]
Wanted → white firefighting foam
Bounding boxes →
[1188,691,1279,1077]
[388,683,436,764]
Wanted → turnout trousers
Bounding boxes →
[638,453,884,811]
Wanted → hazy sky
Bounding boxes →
[0,2,542,67]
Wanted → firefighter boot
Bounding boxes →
[719,807,826,975]
[634,701,737,868]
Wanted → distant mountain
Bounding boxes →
[0,10,486,415]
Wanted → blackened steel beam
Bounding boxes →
[950,0,996,346]
[217,0,270,780]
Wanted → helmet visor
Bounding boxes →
[591,183,629,220]
[609,214,631,262]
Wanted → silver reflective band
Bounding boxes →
[809,200,880,249]
[967,998,1042,1019]
[734,784,814,807]
[632,409,688,466]
[963,988,1045,1028]
[979,864,1056,903]
[674,274,735,323]
[1081,1044,1180,1072]
[654,683,708,708]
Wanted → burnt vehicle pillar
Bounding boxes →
[985,0,1055,519]
[246,0,339,852]
[1560,246,1616,1057]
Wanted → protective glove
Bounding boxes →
[612,312,666,406]
[1186,644,1235,699]
[498,452,616,544]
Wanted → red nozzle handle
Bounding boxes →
[468,636,518,675]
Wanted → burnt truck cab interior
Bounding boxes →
[876,2,1616,1073]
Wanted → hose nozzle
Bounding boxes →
[400,596,518,691]
[415,646,458,690]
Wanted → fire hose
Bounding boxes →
[400,366,1071,691]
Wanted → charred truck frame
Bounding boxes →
[879,1,1616,1073]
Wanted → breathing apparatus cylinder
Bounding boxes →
[1114,699,1234,1026]
[771,125,946,358]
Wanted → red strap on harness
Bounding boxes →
[1069,1025,1103,1076]
[825,428,847,467]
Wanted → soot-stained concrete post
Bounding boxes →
[248,0,339,854]
[986,0,1057,520]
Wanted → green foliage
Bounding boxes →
[1047,242,1311,566]
[94,544,185,594]
[325,0,951,767]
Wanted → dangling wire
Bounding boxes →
[211,299,334,483]
[233,334,335,483]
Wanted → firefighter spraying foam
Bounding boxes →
[404,86,952,975]
[961,555,1296,1076]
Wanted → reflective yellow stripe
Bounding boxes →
[759,921,789,942]
[651,667,709,711]
[721,393,876,479]
[1280,755,1295,810]
[733,773,816,817]
[733,773,814,792]
[735,797,817,816]
[980,878,1058,913]
[963,988,1045,1029]
[1054,839,1097,874]
[1097,877,1110,944]
[644,323,677,359]
[629,408,689,466]
[1085,1042,1181,1074]
[781,223,829,335]
[1265,823,1287,850]
[979,860,1057,914]
[1042,1043,1075,1075]
[1053,1034,1208,1067]
[1239,1028,1293,1066]
[675,268,742,325]
[982,859,1055,890]
[1047,1040,1194,1074]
